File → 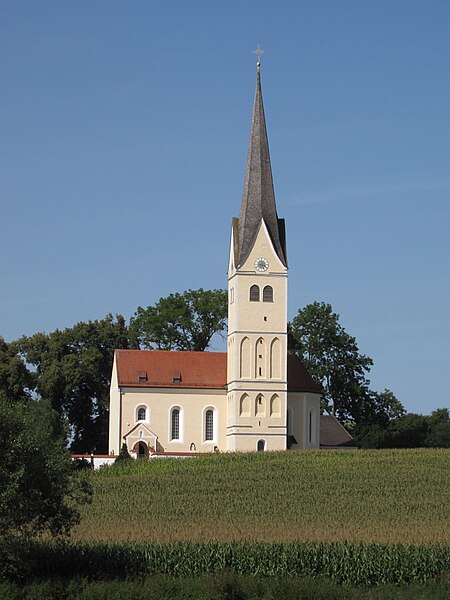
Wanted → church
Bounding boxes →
[108,60,326,457]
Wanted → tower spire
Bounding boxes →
[237,58,287,267]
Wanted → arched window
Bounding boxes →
[239,393,250,417]
[257,439,266,452]
[256,337,266,378]
[309,409,315,444]
[270,394,281,417]
[249,285,260,302]
[263,285,273,302]
[136,405,147,422]
[255,394,265,417]
[240,337,251,378]
[205,409,214,441]
[270,338,281,379]
[171,408,180,440]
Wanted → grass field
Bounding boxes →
[73,448,450,545]
[2,574,450,599]
[2,574,450,600]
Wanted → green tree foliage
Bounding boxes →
[353,389,406,447]
[356,408,450,449]
[129,288,228,351]
[288,302,374,421]
[17,315,129,453]
[288,300,449,449]
[387,413,429,448]
[425,408,450,447]
[0,393,91,539]
[0,337,34,402]
[288,302,409,444]
[382,409,450,449]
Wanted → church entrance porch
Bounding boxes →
[133,441,149,459]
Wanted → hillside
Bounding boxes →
[73,449,450,545]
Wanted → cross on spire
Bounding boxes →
[253,44,265,67]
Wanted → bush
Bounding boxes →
[72,458,94,471]
[114,443,132,464]
[0,395,91,539]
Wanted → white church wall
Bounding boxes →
[119,386,227,453]
[287,392,321,449]
[108,359,121,455]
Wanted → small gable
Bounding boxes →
[123,422,157,440]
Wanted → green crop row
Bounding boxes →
[1,539,449,587]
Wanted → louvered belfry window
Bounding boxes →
[250,285,260,302]
[263,285,273,302]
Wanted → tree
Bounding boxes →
[288,302,374,421]
[356,407,450,449]
[386,413,429,448]
[0,337,34,402]
[352,389,405,447]
[0,393,91,539]
[129,288,228,351]
[17,314,129,453]
[288,302,406,435]
[425,408,450,448]
[374,389,406,422]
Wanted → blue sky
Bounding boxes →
[1,1,449,415]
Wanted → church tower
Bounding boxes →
[226,61,288,451]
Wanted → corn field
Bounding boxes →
[2,539,449,587]
[74,448,450,545]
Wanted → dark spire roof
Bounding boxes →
[236,63,287,267]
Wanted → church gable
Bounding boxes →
[124,422,157,446]
[239,218,287,273]
[124,422,156,438]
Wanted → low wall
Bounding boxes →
[71,454,118,469]
[71,452,196,467]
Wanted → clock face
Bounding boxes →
[254,257,269,272]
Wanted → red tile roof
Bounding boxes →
[319,415,357,448]
[287,353,323,393]
[115,349,323,393]
[115,350,227,389]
